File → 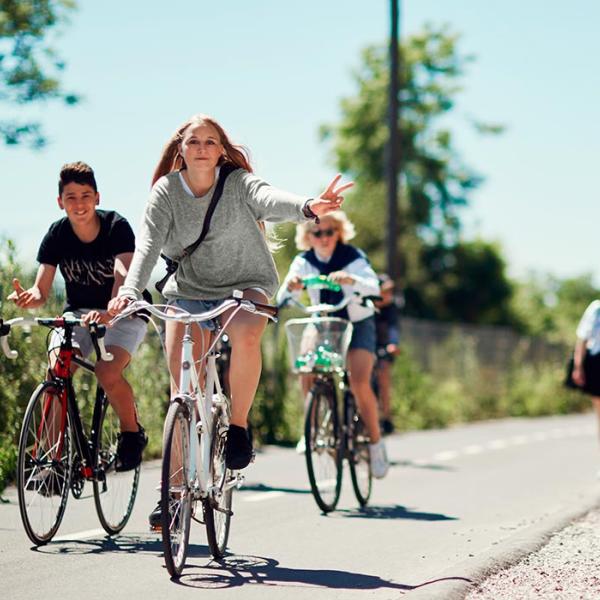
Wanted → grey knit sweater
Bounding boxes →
[119,168,309,300]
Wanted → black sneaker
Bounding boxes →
[149,499,182,532]
[116,426,148,472]
[381,419,395,435]
[25,465,65,497]
[148,500,162,530]
[225,425,254,470]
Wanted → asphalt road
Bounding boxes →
[1,413,599,600]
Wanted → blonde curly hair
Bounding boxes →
[294,210,356,251]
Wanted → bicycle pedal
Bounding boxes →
[149,524,161,533]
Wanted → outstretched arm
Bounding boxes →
[7,264,56,309]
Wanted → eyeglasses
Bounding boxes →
[310,228,336,239]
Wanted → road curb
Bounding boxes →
[401,489,600,599]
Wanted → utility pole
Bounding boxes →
[387,0,400,280]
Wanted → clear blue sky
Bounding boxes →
[2,0,599,284]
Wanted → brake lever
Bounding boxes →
[88,322,114,362]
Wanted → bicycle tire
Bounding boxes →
[346,392,372,506]
[304,383,342,513]
[93,392,140,535]
[160,399,193,578]
[17,382,72,545]
[204,411,233,558]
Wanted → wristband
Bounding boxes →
[302,199,320,224]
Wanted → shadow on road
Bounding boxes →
[391,459,456,471]
[33,533,209,558]
[177,553,470,592]
[239,482,311,495]
[333,504,458,522]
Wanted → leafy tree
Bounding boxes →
[321,24,501,243]
[404,239,517,325]
[0,0,78,148]
[315,24,511,323]
[510,273,598,343]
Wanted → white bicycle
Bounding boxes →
[111,291,277,577]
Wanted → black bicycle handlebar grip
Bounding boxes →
[0,319,10,337]
[88,323,113,362]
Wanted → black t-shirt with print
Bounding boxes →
[37,210,135,311]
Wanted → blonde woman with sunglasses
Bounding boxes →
[277,211,389,478]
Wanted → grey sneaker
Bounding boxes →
[369,440,390,479]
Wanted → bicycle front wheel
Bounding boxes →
[161,400,193,578]
[17,382,72,545]
[203,413,233,558]
[304,384,342,513]
[93,391,140,535]
[346,393,372,506]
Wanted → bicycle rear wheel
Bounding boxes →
[161,400,193,578]
[17,382,72,545]
[204,411,233,558]
[346,393,372,506]
[304,383,342,513]
[93,391,140,535]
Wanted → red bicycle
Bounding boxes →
[0,315,140,545]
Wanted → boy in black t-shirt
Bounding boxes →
[8,162,148,471]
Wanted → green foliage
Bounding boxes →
[321,24,499,241]
[408,239,518,325]
[510,273,599,344]
[0,0,79,147]
[314,24,515,325]
[389,340,589,430]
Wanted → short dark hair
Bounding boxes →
[58,161,98,195]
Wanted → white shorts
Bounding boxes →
[49,309,147,359]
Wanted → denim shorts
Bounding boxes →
[168,298,228,331]
[349,316,376,354]
[48,309,147,358]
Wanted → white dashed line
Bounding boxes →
[462,445,484,455]
[52,528,106,542]
[243,491,285,502]
[433,450,459,461]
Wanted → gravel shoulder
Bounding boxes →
[464,506,600,599]
[403,487,600,600]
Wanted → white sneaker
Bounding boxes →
[369,440,389,479]
[296,436,306,454]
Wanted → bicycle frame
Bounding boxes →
[1,316,112,481]
[110,295,278,500]
[176,320,233,500]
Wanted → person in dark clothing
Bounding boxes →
[8,161,148,471]
[374,273,402,435]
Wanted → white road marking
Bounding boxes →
[433,450,459,461]
[487,439,508,450]
[243,491,285,502]
[52,528,106,542]
[509,435,529,445]
[422,426,595,466]
[462,445,484,455]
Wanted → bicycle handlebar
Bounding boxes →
[301,274,342,292]
[0,316,114,362]
[110,293,279,327]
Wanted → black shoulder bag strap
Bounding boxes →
[155,163,239,293]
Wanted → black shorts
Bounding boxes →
[582,351,600,396]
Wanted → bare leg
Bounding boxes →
[95,346,138,432]
[347,349,381,443]
[592,397,600,442]
[222,289,268,428]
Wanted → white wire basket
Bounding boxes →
[284,317,353,374]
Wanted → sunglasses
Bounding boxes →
[310,228,336,239]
